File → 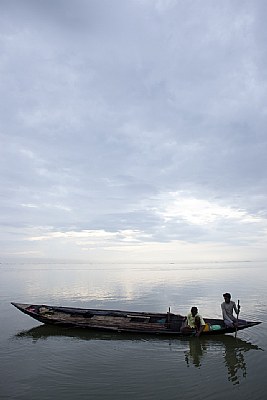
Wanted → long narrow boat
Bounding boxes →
[11,302,261,336]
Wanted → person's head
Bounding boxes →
[223,293,231,303]
[191,306,198,316]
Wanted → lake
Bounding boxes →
[1,260,266,400]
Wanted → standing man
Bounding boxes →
[221,293,245,327]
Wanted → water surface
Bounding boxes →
[1,261,266,399]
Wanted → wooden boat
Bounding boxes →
[11,302,261,336]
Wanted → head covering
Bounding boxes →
[223,292,231,298]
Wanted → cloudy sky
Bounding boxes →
[1,0,267,262]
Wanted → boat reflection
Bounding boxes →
[15,325,263,386]
[14,324,170,342]
[183,335,263,385]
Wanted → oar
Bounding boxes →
[167,306,171,329]
[235,299,240,338]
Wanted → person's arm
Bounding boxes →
[196,324,205,337]
[195,315,205,336]
[185,313,190,327]
[233,301,239,316]
[221,303,227,319]
[199,315,205,326]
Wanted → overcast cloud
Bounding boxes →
[1,0,267,262]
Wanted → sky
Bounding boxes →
[1,0,267,263]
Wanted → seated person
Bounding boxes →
[221,293,246,327]
[181,307,205,337]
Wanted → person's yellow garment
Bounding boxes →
[186,313,205,328]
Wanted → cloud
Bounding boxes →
[0,0,267,261]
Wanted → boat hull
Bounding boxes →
[11,302,261,336]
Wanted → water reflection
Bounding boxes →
[184,338,206,368]
[14,325,165,342]
[15,325,263,387]
[183,335,262,385]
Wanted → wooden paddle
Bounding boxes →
[235,299,240,338]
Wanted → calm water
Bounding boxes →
[1,261,267,400]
